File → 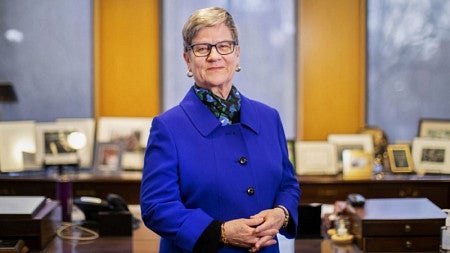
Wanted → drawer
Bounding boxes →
[300,184,368,204]
[362,219,444,236]
[367,184,448,208]
[363,236,440,252]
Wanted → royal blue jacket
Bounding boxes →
[140,87,301,253]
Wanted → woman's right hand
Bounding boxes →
[222,217,265,248]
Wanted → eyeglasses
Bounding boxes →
[188,40,237,57]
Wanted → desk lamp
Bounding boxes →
[0,81,18,121]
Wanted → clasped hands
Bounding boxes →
[222,207,286,252]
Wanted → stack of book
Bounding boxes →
[0,196,60,251]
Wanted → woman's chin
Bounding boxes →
[200,79,231,88]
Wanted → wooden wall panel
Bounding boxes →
[94,0,160,117]
[298,0,366,140]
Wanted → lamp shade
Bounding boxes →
[0,82,18,102]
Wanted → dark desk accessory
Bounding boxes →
[297,203,322,239]
[347,193,365,207]
[0,82,18,102]
[74,193,140,236]
[56,178,72,222]
[0,82,18,121]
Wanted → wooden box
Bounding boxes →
[349,198,446,252]
[0,199,60,250]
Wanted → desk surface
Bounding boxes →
[34,205,361,253]
[2,170,449,207]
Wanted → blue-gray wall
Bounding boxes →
[0,0,92,122]
[367,0,450,143]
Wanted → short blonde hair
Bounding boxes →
[182,7,239,52]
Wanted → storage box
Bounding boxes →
[349,198,446,252]
[0,199,60,250]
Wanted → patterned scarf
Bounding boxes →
[194,84,241,126]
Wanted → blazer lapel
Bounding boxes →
[180,88,221,137]
[180,87,261,136]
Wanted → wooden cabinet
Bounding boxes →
[0,172,143,204]
[299,174,450,208]
[1,172,449,207]
[366,182,449,208]
[0,177,56,199]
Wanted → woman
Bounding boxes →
[140,7,300,253]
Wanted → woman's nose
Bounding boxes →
[206,46,221,59]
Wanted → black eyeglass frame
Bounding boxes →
[187,40,238,57]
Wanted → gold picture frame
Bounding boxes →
[387,144,414,173]
[342,149,373,180]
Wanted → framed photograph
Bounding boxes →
[418,118,450,139]
[412,137,450,174]
[387,144,414,173]
[342,149,373,180]
[93,142,123,174]
[327,134,374,171]
[56,118,95,168]
[295,141,337,175]
[96,117,152,170]
[35,123,81,166]
[286,140,296,169]
[0,121,38,172]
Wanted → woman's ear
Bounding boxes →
[183,51,190,65]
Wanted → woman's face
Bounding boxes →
[183,23,240,92]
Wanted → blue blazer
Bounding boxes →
[140,87,301,253]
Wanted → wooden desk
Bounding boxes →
[34,205,361,253]
[1,171,449,208]
[35,205,160,253]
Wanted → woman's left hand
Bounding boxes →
[248,208,286,252]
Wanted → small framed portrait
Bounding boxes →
[56,118,95,168]
[342,149,373,180]
[327,134,374,171]
[93,142,124,174]
[412,137,450,174]
[418,118,450,139]
[295,141,338,175]
[96,117,152,170]
[387,144,414,173]
[35,123,82,166]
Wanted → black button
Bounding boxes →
[247,187,255,196]
[238,156,247,165]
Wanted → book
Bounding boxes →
[0,196,46,220]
